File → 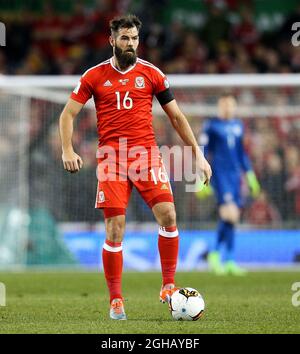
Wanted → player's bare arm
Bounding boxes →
[59,98,84,173]
[162,99,212,185]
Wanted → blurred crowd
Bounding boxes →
[1,0,300,227]
[0,0,300,75]
[21,88,299,227]
[1,88,300,227]
[243,114,300,226]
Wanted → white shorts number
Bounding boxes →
[150,167,169,184]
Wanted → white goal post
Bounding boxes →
[1,74,300,117]
[2,73,300,87]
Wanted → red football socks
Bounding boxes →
[102,239,123,303]
[158,226,179,286]
[103,226,179,301]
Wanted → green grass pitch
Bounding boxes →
[0,271,299,334]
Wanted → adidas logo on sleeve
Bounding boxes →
[103,80,112,87]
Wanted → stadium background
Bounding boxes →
[0,0,300,270]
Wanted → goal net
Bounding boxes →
[0,74,300,268]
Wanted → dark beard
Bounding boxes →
[115,45,137,70]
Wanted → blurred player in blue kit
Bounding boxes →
[197,93,260,275]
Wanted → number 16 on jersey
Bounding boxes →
[115,91,133,110]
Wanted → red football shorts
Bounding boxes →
[95,150,173,210]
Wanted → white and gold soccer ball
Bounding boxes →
[168,287,205,321]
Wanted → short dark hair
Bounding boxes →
[110,14,142,36]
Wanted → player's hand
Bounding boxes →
[62,149,83,173]
[246,170,260,198]
[196,156,212,186]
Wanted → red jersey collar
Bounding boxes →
[110,57,137,75]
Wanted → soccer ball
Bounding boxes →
[168,287,205,321]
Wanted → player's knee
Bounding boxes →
[105,217,125,242]
[106,225,125,242]
[232,210,240,224]
[159,208,177,227]
[231,206,240,223]
[219,204,240,224]
[224,213,239,224]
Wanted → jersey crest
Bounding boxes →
[135,76,145,88]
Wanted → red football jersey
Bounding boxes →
[70,57,171,150]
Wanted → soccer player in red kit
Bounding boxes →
[59,14,212,320]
